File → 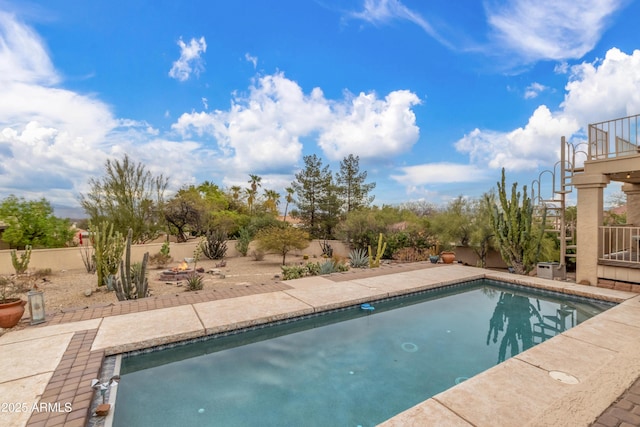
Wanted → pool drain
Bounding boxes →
[549,370,579,384]
[401,342,418,352]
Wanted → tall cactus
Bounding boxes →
[490,168,546,275]
[114,228,149,301]
[368,233,387,268]
[91,222,125,288]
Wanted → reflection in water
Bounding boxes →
[486,292,543,363]
[486,291,580,363]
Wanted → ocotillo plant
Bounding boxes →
[490,168,546,275]
[368,233,387,268]
[91,222,125,288]
[114,228,149,301]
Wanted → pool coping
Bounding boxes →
[0,263,638,426]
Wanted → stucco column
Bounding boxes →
[573,173,610,285]
[622,183,640,226]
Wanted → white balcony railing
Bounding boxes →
[589,114,640,160]
[599,226,640,265]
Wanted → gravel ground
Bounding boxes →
[12,253,293,315]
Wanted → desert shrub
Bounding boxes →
[186,274,204,291]
[235,227,252,256]
[305,262,320,276]
[80,244,96,274]
[251,249,265,261]
[149,252,173,268]
[33,268,52,279]
[281,265,307,280]
[392,247,431,262]
[255,226,310,265]
[319,240,333,258]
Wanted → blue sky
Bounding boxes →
[1,0,639,216]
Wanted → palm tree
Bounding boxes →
[245,188,257,215]
[283,187,295,223]
[230,185,242,202]
[264,189,281,214]
[248,174,262,193]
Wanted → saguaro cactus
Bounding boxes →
[368,233,387,268]
[490,169,546,275]
[114,228,149,301]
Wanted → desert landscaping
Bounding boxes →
[11,253,293,322]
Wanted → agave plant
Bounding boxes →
[349,248,369,268]
[319,260,338,275]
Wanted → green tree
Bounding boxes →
[0,195,73,248]
[80,154,168,243]
[471,193,497,268]
[291,154,334,238]
[164,187,207,242]
[490,169,546,275]
[255,225,310,265]
[335,154,376,213]
[430,196,474,248]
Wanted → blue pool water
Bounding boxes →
[113,279,613,426]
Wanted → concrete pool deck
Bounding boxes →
[1,262,639,426]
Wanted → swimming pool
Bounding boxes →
[112,279,613,426]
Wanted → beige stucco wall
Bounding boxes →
[0,239,351,275]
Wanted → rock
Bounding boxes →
[84,289,92,297]
[207,269,221,275]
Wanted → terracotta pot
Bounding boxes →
[0,299,26,329]
[440,252,456,264]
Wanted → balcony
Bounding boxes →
[599,226,640,268]
[589,113,640,160]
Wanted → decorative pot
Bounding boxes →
[429,255,440,264]
[0,299,26,328]
[440,252,456,264]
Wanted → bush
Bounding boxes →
[251,249,265,261]
[281,265,307,280]
[392,247,431,262]
[235,227,252,256]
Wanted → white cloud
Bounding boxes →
[455,106,579,171]
[454,47,640,174]
[245,52,258,68]
[486,0,623,62]
[350,0,451,48]
[391,163,489,186]
[173,72,421,170]
[524,82,548,99]
[0,11,57,85]
[562,48,640,126]
[168,36,207,82]
[318,90,421,161]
